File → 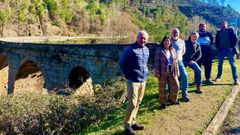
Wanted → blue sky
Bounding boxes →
[223,0,240,13]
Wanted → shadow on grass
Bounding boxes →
[86,92,160,134]
[80,78,159,134]
[188,81,233,87]
[112,130,125,135]
[140,93,160,112]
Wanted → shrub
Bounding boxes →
[0,77,126,134]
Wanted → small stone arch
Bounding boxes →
[67,66,93,96]
[14,60,45,93]
[0,55,9,94]
[68,66,90,89]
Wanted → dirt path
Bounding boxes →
[0,36,121,43]
[131,82,234,135]
[219,92,240,135]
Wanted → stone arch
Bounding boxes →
[0,55,9,95]
[68,66,90,90]
[67,66,93,96]
[14,60,45,93]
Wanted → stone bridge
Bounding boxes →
[0,41,156,95]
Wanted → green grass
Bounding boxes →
[80,58,240,135]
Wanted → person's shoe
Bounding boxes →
[206,79,214,85]
[170,100,180,105]
[215,77,221,82]
[131,123,144,130]
[182,96,190,102]
[166,98,172,104]
[193,81,196,84]
[160,104,166,109]
[234,80,239,86]
[195,89,203,94]
[124,127,136,135]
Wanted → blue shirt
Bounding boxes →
[119,42,149,82]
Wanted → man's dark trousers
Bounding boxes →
[197,45,212,80]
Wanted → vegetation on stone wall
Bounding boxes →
[0,0,238,42]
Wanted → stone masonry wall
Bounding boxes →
[0,41,158,94]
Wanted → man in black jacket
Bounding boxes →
[215,21,239,85]
[183,32,203,93]
[197,23,214,84]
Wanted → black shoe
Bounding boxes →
[124,127,136,135]
[182,96,190,102]
[206,79,214,85]
[195,89,203,94]
[160,104,166,109]
[170,101,180,105]
[131,123,144,130]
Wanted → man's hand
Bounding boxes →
[156,73,160,78]
[189,60,195,65]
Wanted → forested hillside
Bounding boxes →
[0,0,238,42]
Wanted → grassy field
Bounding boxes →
[80,59,240,135]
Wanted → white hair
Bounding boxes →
[190,31,199,38]
[137,30,149,39]
[172,28,180,33]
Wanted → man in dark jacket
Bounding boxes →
[119,30,149,135]
[183,32,203,94]
[215,21,239,85]
[197,23,214,84]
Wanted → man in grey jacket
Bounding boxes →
[119,30,149,135]
[183,32,203,94]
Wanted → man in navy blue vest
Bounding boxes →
[119,30,149,135]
